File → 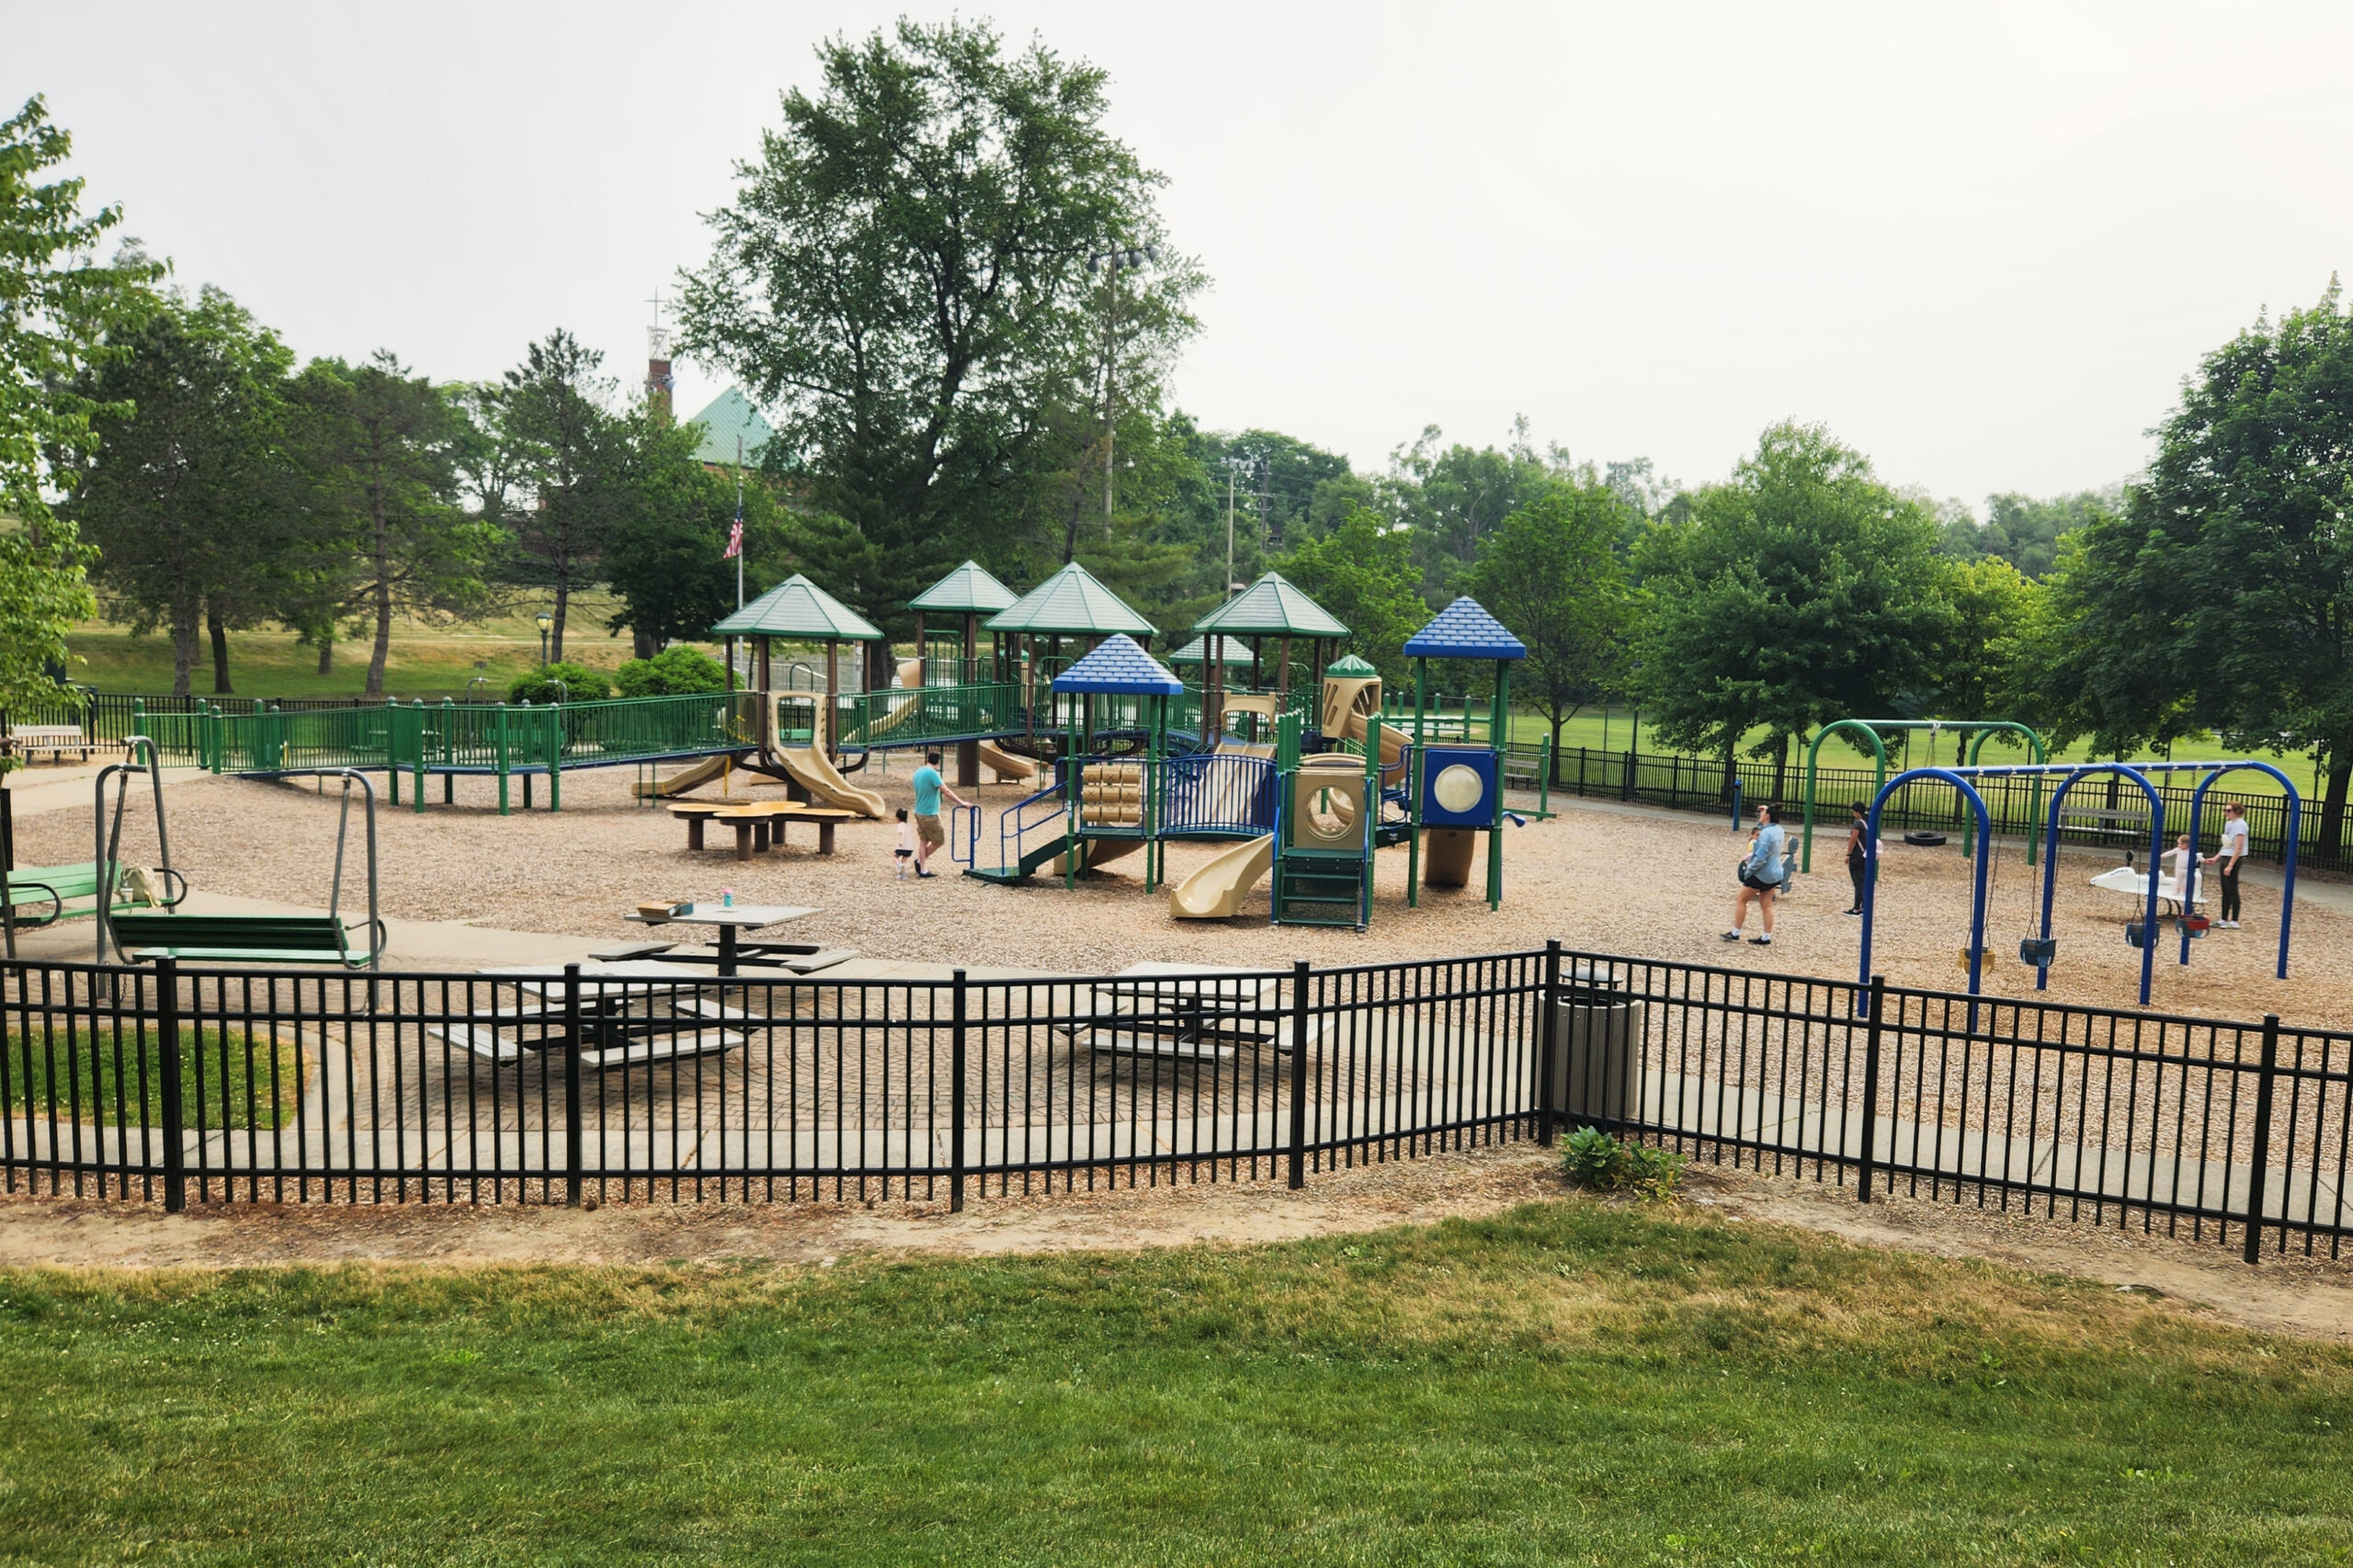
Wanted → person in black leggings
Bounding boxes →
[1843,801,1870,915]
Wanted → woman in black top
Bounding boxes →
[1844,801,1870,915]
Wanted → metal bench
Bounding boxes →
[108,911,381,969]
[6,724,93,763]
[3,861,185,927]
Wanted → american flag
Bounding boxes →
[723,514,744,559]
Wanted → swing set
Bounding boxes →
[1802,717,2046,872]
[1856,759,2299,1014]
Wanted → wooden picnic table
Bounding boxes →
[676,801,856,861]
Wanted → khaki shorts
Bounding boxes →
[916,812,946,849]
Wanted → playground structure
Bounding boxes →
[957,592,1529,931]
[1858,758,2299,1011]
[1802,718,2048,871]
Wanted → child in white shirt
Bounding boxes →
[893,808,915,880]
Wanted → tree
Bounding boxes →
[1924,554,2039,727]
[1463,479,1633,778]
[601,408,779,654]
[677,18,1200,625]
[0,97,158,729]
[1632,422,1953,800]
[2054,284,2353,856]
[1381,421,1574,606]
[71,285,295,695]
[498,331,623,660]
[1276,506,1428,690]
[1936,489,2113,579]
[286,354,490,697]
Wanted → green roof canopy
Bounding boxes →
[909,560,1019,615]
[984,561,1156,638]
[711,574,882,641]
[1191,572,1349,638]
[1167,635,1258,667]
[1324,653,1378,677]
[684,388,777,469]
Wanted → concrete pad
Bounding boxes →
[6,890,601,971]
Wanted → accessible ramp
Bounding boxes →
[1169,833,1274,919]
[778,746,886,818]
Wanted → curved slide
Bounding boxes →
[632,754,735,801]
[974,739,1039,785]
[1170,835,1275,919]
[778,745,886,818]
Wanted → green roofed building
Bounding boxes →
[910,560,1018,616]
[713,574,881,642]
[1167,636,1257,669]
[1324,652,1377,677]
[685,388,777,471]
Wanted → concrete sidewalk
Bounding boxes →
[7,891,602,971]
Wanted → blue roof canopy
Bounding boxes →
[1051,634,1184,696]
[1403,597,1526,661]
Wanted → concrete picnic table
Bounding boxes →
[623,903,817,976]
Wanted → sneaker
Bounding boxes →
[2222,919,2240,929]
[1748,935,1773,946]
[917,870,938,879]
[1842,907,1861,916]
[1721,930,1741,943]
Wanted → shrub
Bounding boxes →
[1561,1126,1684,1200]
[506,662,610,704]
[614,645,730,698]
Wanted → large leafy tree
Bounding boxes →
[2054,284,2353,855]
[1277,506,1429,690]
[602,409,783,654]
[1633,422,1953,797]
[676,18,1199,628]
[1464,479,1633,777]
[71,285,295,695]
[0,97,158,728]
[285,354,490,697]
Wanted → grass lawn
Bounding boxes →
[2,1199,2347,1564]
[5,1027,301,1131]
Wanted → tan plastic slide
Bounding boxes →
[1169,834,1275,919]
[631,754,734,801]
[1322,675,1408,770]
[777,745,886,818]
[974,739,1038,784]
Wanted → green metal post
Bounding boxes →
[1488,662,1509,909]
[1364,711,1381,925]
[549,698,563,812]
[1407,656,1427,909]
[413,700,426,813]
[495,704,510,816]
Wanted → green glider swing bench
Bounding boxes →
[105,911,382,969]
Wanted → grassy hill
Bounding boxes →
[3,1198,2346,1562]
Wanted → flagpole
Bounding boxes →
[733,433,745,612]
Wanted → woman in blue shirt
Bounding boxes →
[1724,802,1786,947]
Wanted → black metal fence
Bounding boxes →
[1545,744,2340,871]
[3,947,2346,1261]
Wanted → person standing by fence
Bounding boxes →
[2213,801,2248,928]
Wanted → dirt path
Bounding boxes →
[6,1152,2348,1343]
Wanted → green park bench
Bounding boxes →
[3,861,185,927]
[107,911,381,969]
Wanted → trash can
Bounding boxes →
[1551,994,1644,1127]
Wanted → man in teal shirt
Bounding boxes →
[910,750,972,878]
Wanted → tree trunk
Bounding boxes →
[366,461,393,699]
[170,600,199,699]
[633,629,656,661]
[1549,710,1566,786]
[551,567,569,665]
[2321,748,2352,866]
[1771,733,1790,805]
[206,602,233,694]
[316,636,333,676]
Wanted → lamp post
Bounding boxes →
[536,612,551,667]
[1087,244,1158,535]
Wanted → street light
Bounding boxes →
[535,612,551,667]
[1086,244,1159,533]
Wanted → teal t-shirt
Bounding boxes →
[913,766,944,817]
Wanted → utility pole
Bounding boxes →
[1089,244,1158,540]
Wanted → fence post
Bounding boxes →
[563,963,584,1207]
[1287,960,1312,1189]
[1857,974,1886,1203]
[950,968,969,1214]
[1538,939,1563,1147]
[156,957,187,1214]
[2241,1014,2279,1265]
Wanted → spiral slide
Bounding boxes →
[1169,835,1275,919]
[974,739,1039,784]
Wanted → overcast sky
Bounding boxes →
[10,2,2350,515]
